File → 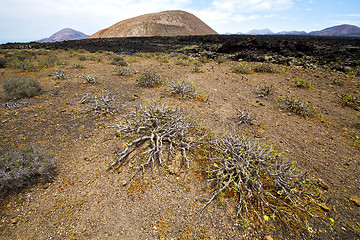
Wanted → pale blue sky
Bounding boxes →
[0,0,359,43]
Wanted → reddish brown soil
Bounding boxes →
[0,50,359,239]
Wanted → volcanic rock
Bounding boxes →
[89,10,217,38]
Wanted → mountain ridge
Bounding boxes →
[240,24,360,36]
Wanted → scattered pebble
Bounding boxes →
[349,196,360,207]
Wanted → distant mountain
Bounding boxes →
[89,10,217,38]
[231,24,360,37]
[37,28,89,43]
[247,29,273,35]
[308,24,360,36]
[277,30,307,35]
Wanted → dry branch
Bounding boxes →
[109,102,206,180]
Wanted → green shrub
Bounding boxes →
[231,64,252,74]
[174,59,191,66]
[2,78,42,100]
[128,56,140,62]
[0,58,9,68]
[166,78,197,99]
[110,56,128,66]
[136,69,163,87]
[292,78,312,88]
[257,84,275,96]
[215,55,227,64]
[113,66,132,77]
[78,55,87,61]
[279,96,318,118]
[37,54,59,68]
[6,58,38,72]
[253,63,281,73]
[338,93,360,109]
[156,55,169,63]
[0,145,56,196]
[191,66,204,73]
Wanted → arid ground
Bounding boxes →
[0,40,359,239]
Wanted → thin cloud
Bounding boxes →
[211,0,294,12]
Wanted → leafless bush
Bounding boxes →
[80,91,118,114]
[203,132,320,223]
[237,109,257,125]
[76,73,98,84]
[52,68,69,80]
[109,102,206,181]
[0,145,56,196]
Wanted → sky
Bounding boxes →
[0,0,359,43]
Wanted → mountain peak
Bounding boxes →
[37,28,89,43]
[89,10,218,38]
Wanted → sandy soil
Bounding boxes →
[0,50,359,239]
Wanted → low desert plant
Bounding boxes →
[156,55,169,63]
[166,78,198,99]
[191,66,204,73]
[6,58,38,72]
[237,109,257,125]
[175,59,191,66]
[76,73,98,84]
[113,66,133,77]
[136,69,163,87]
[279,96,318,118]
[128,56,140,62]
[338,93,360,109]
[0,58,9,68]
[78,55,87,61]
[37,54,58,68]
[2,78,42,101]
[0,145,56,196]
[70,63,84,69]
[331,79,344,86]
[52,68,69,80]
[231,64,252,74]
[80,91,118,115]
[109,102,205,181]
[215,55,227,64]
[345,129,360,147]
[257,84,275,96]
[203,132,321,223]
[253,63,281,73]
[292,78,312,88]
[110,56,128,66]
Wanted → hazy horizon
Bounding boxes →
[1,0,359,44]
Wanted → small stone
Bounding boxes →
[264,236,273,240]
[349,196,360,206]
[319,203,331,212]
[317,178,330,190]
[169,152,182,175]
[11,218,20,224]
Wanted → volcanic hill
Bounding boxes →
[89,10,218,38]
[37,28,89,43]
